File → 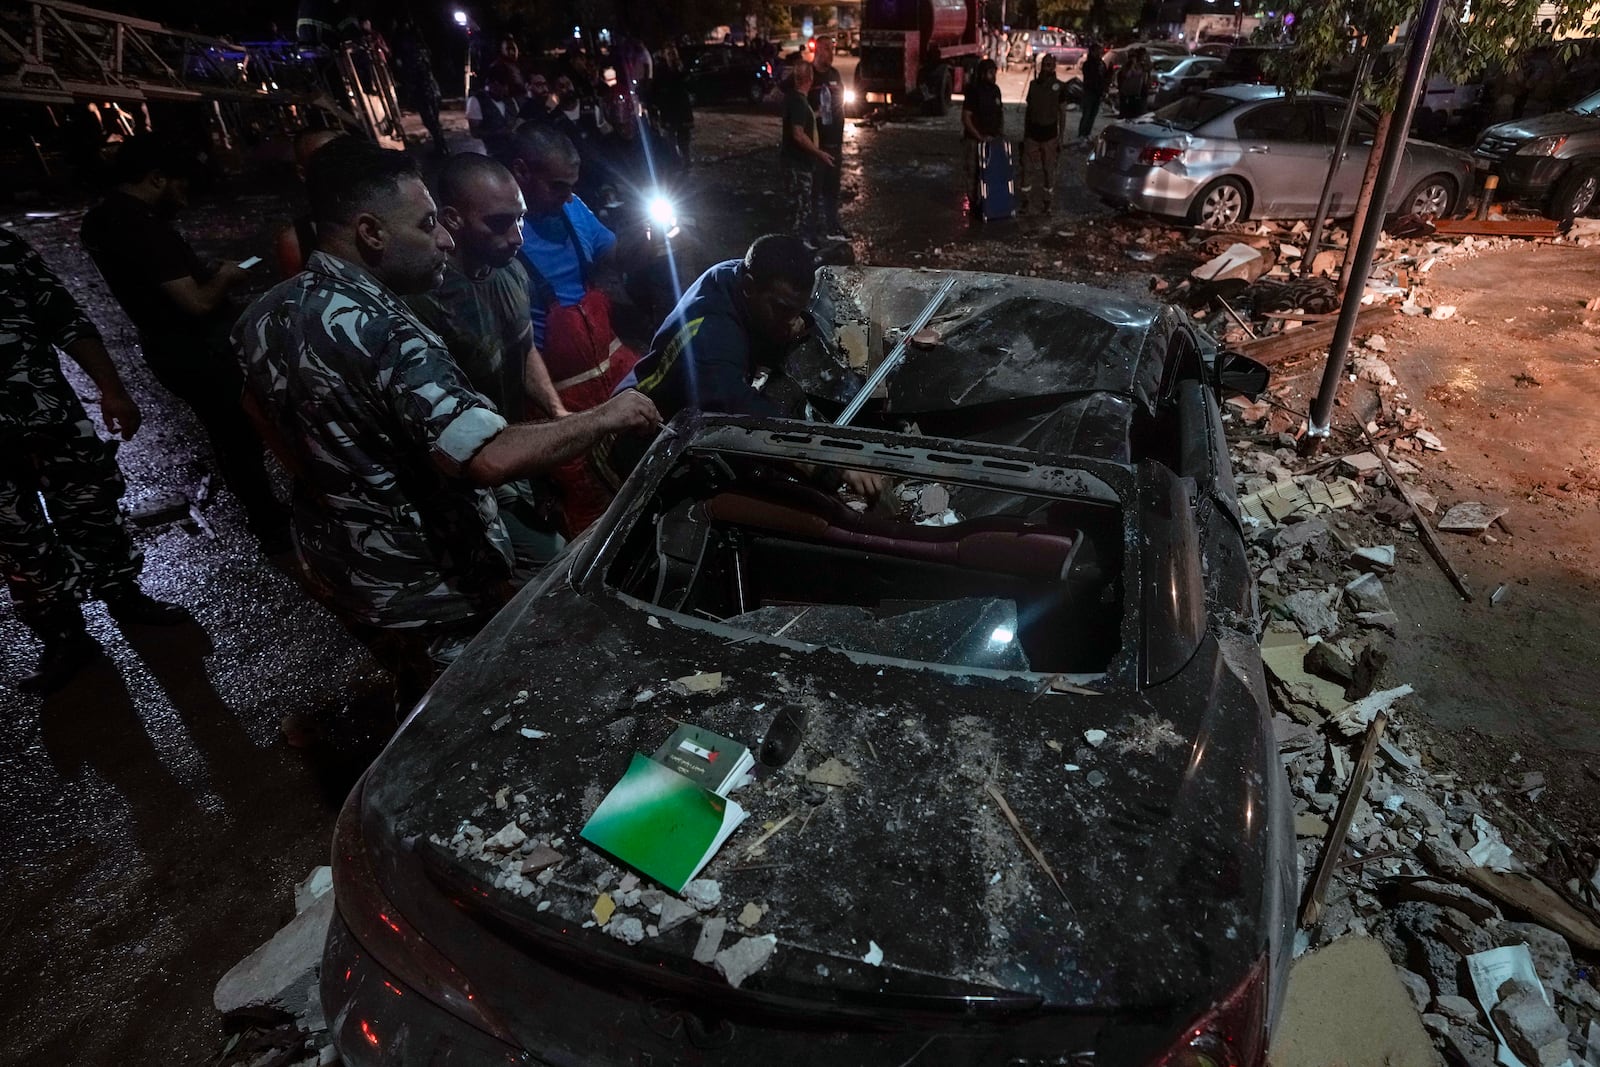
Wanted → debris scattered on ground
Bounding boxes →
[672,671,724,694]
[1438,501,1510,533]
[805,756,859,788]
[861,940,884,966]
[714,933,777,987]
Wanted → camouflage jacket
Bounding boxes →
[232,250,513,628]
[0,228,104,435]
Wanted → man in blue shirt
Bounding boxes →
[491,123,644,533]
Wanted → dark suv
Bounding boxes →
[1474,88,1600,219]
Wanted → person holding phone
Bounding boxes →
[81,135,289,554]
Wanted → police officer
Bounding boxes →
[1,230,188,693]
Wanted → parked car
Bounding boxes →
[1028,29,1085,76]
[1316,45,1485,142]
[1087,84,1475,227]
[1474,88,1600,219]
[1206,45,1288,89]
[678,43,776,105]
[1152,54,1223,108]
[320,266,1293,1067]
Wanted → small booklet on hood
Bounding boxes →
[580,752,747,893]
[652,724,755,797]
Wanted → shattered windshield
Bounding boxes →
[603,445,1125,675]
[1152,92,1237,131]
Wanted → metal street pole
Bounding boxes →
[1301,50,1373,278]
[1305,0,1447,441]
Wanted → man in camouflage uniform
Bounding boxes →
[233,137,659,708]
[1,229,188,693]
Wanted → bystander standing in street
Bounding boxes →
[782,60,834,246]
[274,126,344,278]
[650,45,695,167]
[406,153,570,568]
[1,229,189,693]
[1117,47,1151,118]
[232,137,660,708]
[961,59,1003,215]
[808,36,849,240]
[391,16,447,154]
[1078,43,1107,142]
[1019,53,1067,215]
[80,135,290,554]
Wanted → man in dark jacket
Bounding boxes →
[1078,43,1106,141]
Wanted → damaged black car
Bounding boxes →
[320,268,1295,1067]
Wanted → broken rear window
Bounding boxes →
[602,444,1125,675]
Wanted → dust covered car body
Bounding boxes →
[321,268,1295,1067]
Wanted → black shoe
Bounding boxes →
[19,633,104,694]
[105,591,191,626]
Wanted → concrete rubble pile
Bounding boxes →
[212,867,339,1066]
[1225,394,1600,1067]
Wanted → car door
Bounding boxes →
[1230,100,1326,216]
[1316,101,1380,215]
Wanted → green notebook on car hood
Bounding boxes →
[580,752,748,893]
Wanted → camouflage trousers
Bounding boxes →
[0,413,142,638]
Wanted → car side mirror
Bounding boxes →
[1218,351,1271,398]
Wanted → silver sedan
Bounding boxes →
[1086,84,1476,227]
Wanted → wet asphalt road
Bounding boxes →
[0,78,1117,1065]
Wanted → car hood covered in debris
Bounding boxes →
[356,419,1290,1063]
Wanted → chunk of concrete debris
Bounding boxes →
[1330,684,1413,736]
[1275,516,1332,555]
[294,866,333,914]
[1261,628,1348,719]
[592,892,616,925]
[1281,589,1340,637]
[1413,429,1445,451]
[1498,922,1600,1013]
[214,892,335,1017]
[1269,936,1436,1067]
[1353,354,1398,386]
[1364,333,1389,352]
[1429,305,1457,320]
[1351,544,1396,572]
[714,934,778,988]
[1340,452,1385,477]
[485,821,527,851]
[692,917,728,964]
[657,896,698,934]
[1396,968,1432,1013]
[1490,978,1569,1067]
[608,916,646,945]
[805,757,859,788]
[1345,573,1392,614]
[1439,502,1509,533]
[673,671,724,694]
[517,845,565,875]
[1304,639,1356,686]
[862,940,885,966]
[1433,993,1481,1025]
[1192,243,1266,283]
[683,878,722,911]
[737,902,766,929]
[1083,728,1108,748]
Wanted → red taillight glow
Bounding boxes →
[1139,145,1185,166]
[360,1019,380,1047]
[1154,958,1269,1067]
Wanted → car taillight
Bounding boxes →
[1139,145,1185,165]
[329,777,520,1046]
[1154,958,1269,1067]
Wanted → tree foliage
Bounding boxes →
[1275,0,1598,106]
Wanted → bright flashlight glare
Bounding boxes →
[844,88,857,104]
[989,626,1015,644]
[452,9,468,25]
[646,194,678,230]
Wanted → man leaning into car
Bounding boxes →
[233,136,661,710]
